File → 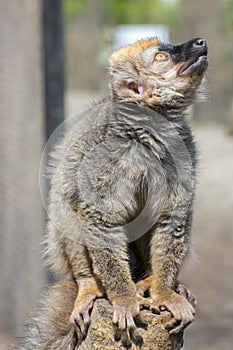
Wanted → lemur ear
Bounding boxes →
[109,65,145,99]
[122,81,145,95]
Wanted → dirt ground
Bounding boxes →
[1,93,233,350]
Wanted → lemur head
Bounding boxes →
[109,37,208,111]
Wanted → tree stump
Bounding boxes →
[13,281,184,350]
[78,298,183,350]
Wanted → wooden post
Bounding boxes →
[41,0,65,283]
[42,0,65,140]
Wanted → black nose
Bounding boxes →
[193,38,207,48]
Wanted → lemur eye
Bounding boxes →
[154,52,168,61]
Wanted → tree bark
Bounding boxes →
[78,298,184,350]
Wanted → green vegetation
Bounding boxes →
[63,0,86,22]
[63,0,181,30]
[225,0,233,30]
[104,0,181,28]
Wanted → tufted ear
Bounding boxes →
[109,58,145,100]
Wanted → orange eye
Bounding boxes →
[154,52,168,61]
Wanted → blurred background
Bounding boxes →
[0,1,233,349]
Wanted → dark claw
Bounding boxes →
[113,323,121,342]
[165,319,181,332]
[74,318,87,338]
[134,315,148,330]
[129,327,143,345]
[121,329,132,348]
[151,305,161,314]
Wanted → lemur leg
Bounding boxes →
[70,277,104,338]
[58,240,104,338]
[149,210,196,334]
[88,245,146,348]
